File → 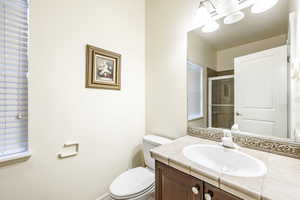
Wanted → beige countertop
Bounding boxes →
[150,135,300,200]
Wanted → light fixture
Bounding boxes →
[224,11,245,24]
[197,2,220,33]
[215,0,240,15]
[196,6,211,27]
[215,0,244,25]
[195,0,279,33]
[202,20,219,33]
[251,0,279,14]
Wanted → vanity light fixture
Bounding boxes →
[196,6,212,27]
[197,1,220,33]
[197,0,279,33]
[224,11,245,24]
[202,19,220,33]
[215,0,245,25]
[251,0,279,14]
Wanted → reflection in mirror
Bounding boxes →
[187,0,300,142]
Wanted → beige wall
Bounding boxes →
[217,34,287,71]
[146,0,199,138]
[0,0,145,200]
[187,32,217,70]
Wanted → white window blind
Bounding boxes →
[0,0,28,158]
[187,61,203,121]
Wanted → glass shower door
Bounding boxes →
[208,76,234,129]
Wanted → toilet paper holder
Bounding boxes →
[57,142,79,159]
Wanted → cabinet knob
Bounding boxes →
[204,193,212,200]
[192,186,199,195]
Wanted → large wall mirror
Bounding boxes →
[187,0,300,143]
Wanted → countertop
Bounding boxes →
[150,135,300,200]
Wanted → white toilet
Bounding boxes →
[109,135,172,200]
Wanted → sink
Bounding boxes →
[182,144,267,177]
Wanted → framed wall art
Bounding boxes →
[86,45,121,90]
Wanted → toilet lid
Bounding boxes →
[109,167,154,198]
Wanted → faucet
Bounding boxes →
[222,129,236,149]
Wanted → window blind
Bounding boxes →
[0,0,28,158]
[187,61,203,121]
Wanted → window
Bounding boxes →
[0,0,29,161]
[187,61,203,121]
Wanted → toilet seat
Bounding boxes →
[110,184,154,200]
[109,167,154,200]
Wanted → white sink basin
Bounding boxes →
[182,144,267,177]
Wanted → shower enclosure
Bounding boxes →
[208,75,234,129]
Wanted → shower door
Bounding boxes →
[208,75,234,129]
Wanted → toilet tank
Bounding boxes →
[143,135,172,170]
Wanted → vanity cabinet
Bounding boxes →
[203,182,241,200]
[155,160,203,200]
[155,161,242,200]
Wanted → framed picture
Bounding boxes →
[86,45,121,90]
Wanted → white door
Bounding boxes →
[235,45,287,138]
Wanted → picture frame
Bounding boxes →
[86,45,121,90]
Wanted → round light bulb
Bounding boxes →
[196,6,211,27]
[202,20,220,33]
[224,11,245,24]
[215,0,240,16]
[251,0,279,14]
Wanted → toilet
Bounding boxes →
[109,135,172,200]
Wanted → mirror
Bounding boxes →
[187,0,300,142]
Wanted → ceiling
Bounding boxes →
[192,0,291,50]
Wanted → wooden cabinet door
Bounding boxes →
[204,183,241,200]
[156,161,203,200]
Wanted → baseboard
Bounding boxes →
[96,192,110,200]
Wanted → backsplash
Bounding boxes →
[188,127,300,159]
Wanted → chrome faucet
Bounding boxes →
[222,129,236,149]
